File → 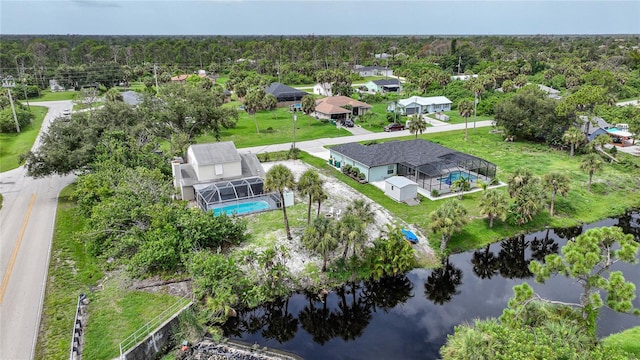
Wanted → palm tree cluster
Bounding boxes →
[265,165,377,272]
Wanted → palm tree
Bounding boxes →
[334,214,364,259]
[458,99,474,141]
[265,164,296,240]
[451,176,471,200]
[345,199,375,225]
[314,188,328,217]
[562,127,585,157]
[297,169,324,225]
[507,167,536,198]
[263,93,278,118]
[105,87,123,102]
[408,113,427,139]
[580,153,603,192]
[244,87,265,134]
[543,172,571,217]
[428,200,469,253]
[302,217,338,272]
[478,189,508,228]
[301,95,317,115]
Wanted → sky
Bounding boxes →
[1,0,639,36]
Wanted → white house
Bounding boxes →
[352,65,394,77]
[313,82,333,97]
[365,79,402,93]
[385,176,418,202]
[451,74,478,81]
[49,79,65,92]
[172,142,264,202]
[388,96,453,115]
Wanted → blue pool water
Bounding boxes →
[439,171,477,184]
[213,201,270,216]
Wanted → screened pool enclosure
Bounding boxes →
[193,177,267,211]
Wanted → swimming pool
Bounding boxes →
[439,171,477,184]
[212,200,271,216]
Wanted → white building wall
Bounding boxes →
[195,161,242,181]
[384,182,402,201]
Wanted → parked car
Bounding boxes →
[62,109,71,116]
[384,123,405,132]
[342,119,354,127]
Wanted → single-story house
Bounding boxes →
[265,82,308,106]
[49,79,65,92]
[171,75,189,84]
[536,84,562,99]
[365,79,402,93]
[385,176,418,202]
[375,53,392,60]
[329,139,496,195]
[352,65,394,77]
[313,82,333,97]
[388,96,453,115]
[172,142,265,206]
[451,74,478,81]
[314,96,372,120]
[579,115,611,141]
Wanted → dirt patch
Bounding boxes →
[243,160,436,278]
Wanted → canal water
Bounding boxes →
[224,211,640,360]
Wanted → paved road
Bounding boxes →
[238,120,495,159]
[0,100,75,360]
[616,99,640,107]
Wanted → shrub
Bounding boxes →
[489,177,500,186]
[358,173,365,181]
[343,164,352,174]
[431,189,440,197]
[608,146,617,156]
[0,107,32,133]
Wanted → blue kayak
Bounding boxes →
[401,229,419,244]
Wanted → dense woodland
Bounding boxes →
[6,35,640,359]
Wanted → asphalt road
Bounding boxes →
[0,100,75,360]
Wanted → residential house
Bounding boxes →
[388,96,452,115]
[49,79,65,92]
[313,82,333,97]
[579,115,611,141]
[365,79,402,93]
[171,75,189,84]
[374,53,392,60]
[314,96,372,120]
[352,65,394,77]
[536,84,562,99]
[265,82,308,107]
[172,142,265,204]
[329,139,496,195]
[451,74,478,81]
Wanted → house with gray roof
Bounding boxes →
[352,65,394,77]
[265,82,307,106]
[388,96,453,115]
[365,79,402,93]
[579,115,611,141]
[329,139,496,195]
[172,142,266,206]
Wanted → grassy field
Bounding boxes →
[32,90,77,101]
[197,104,352,147]
[36,185,184,359]
[82,274,179,360]
[0,105,47,172]
[603,327,640,357]
[298,129,640,253]
[436,110,493,125]
[35,185,103,360]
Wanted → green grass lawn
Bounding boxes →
[434,110,493,125]
[298,129,640,254]
[32,90,77,102]
[197,105,352,147]
[73,101,104,111]
[216,76,229,86]
[603,326,640,357]
[36,185,184,359]
[35,185,104,360]
[0,105,47,172]
[82,273,179,360]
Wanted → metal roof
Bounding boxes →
[385,176,418,188]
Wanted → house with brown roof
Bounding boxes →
[171,74,189,84]
[314,96,372,121]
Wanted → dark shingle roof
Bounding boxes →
[265,82,307,101]
[372,79,401,86]
[330,139,488,169]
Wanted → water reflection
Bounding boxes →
[424,257,463,305]
[225,213,640,359]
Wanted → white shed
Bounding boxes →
[385,176,418,202]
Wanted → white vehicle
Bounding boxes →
[62,109,71,116]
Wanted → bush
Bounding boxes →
[0,107,33,133]
[343,164,352,174]
[609,146,617,156]
[358,173,365,181]
[431,189,440,197]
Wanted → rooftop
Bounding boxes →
[188,142,241,165]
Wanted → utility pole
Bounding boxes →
[21,76,31,111]
[2,76,21,133]
[473,92,478,129]
[153,64,159,95]
[292,113,297,149]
